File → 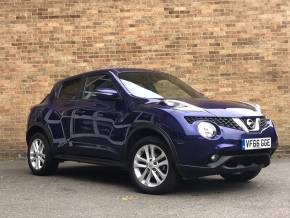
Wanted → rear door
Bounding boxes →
[50,77,84,155]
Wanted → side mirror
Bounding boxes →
[91,88,120,100]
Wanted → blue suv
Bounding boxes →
[26,68,278,194]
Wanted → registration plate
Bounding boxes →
[242,137,271,150]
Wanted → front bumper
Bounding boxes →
[170,117,278,178]
[177,152,272,179]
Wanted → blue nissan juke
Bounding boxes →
[26,68,278,194]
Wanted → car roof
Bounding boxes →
[58,68,160,84]
[114,68,159,74]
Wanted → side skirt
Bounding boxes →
[55,154,126,169]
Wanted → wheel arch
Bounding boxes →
[26,124,52,146]
[125,125,179,164]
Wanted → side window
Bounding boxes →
[82,74,115,100]
[58,78,82,100]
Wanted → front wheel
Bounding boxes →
[221,169,261,182]
[128,136,177,194]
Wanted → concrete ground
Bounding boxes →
[0,159,289,218]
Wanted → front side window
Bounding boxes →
[82,74,115,100]
[58,78,82,100]
[119,72,204,99]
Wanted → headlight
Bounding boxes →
[197,122,217,139]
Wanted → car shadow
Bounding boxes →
[56,163,132,189]
[54,163,259,195]
[175,177,257,195]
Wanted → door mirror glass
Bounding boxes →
[93,88,120,100]
[83,88,120,100]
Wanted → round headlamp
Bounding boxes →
[197,122,217,139]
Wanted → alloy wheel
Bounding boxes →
[29,138,46,170]
[133,144,169,187]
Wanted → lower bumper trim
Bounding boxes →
[177,153,271,179]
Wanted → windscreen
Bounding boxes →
[119,72,204,99]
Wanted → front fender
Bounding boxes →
[124,107,187,163]
[125,123,179,162]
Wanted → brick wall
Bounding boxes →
[0,0,289,159]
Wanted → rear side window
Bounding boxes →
[59,78,82,100]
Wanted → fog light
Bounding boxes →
[210,154,219,162]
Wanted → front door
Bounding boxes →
[71,72,125,160]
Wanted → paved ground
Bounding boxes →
[0,159,289,218]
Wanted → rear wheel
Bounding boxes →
[221,169,261,182]
[27,133,58,176]
[129,136,177,194]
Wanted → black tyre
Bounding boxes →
[27,133,58,176]
[221,169,261,182]
[128,136,177,194]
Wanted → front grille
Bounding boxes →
[259,118,268,129]
[184,116,269,132]
[224,154,270,168]
[240,117,268,131]
[184,116,243,130]
[221,149,275,156]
